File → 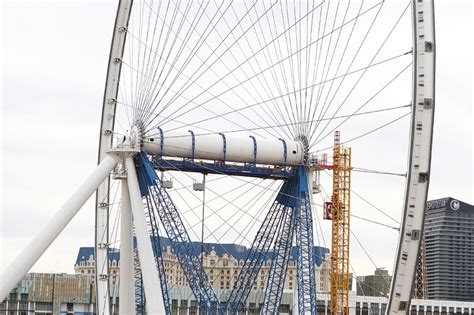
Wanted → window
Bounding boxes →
[171,300,178,311]
[35,302,53,311]
[67,303,74,311]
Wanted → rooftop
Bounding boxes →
[75,237,329,266]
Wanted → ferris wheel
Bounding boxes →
[0,0,435,314]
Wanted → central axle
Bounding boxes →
[142,128,306,166]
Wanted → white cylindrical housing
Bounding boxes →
[143,130,305,166]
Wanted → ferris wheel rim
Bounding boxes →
[96,0,132,313]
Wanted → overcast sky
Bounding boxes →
[0,0,472,279]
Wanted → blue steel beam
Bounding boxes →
[153,158,295,180]
[261,203,296,314]
[226,203,286,313]
[295,166,317,314]
[133,239,145,315]
[260,166,317,315]
[136,157,171,314]
[226,183,292,314]
[144,194,171,315]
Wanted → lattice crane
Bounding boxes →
[314,131,352,315]
[413,235,427,299]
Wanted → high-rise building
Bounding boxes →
[356,268,392,297]
[424,197,474,301]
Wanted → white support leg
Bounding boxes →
[0,155,119,301]
[119,179,135,315]
[125,157,165,315]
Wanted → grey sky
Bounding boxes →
[0,0,472,279]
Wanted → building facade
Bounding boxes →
[4,277,474,315]
[424,197,474,301]
[74,238,331,294]
[0,273,111,315]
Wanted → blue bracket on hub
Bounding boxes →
[135,152,159,197]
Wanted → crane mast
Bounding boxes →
[315,131,352,315]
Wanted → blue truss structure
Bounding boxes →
[227,166,317,314]
[153,158,295,180]
[261,199,296,314]
[135,152,223,315]
[143,194,171,315]
[225,186,290,313]
[294,166,317,314]
[134,159,172,314]
[133,237,145,315]
[134,203,172,314]
[135,152,317,314]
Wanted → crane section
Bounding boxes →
[316,131,352,315]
